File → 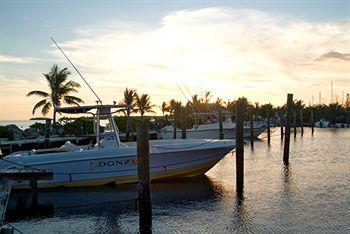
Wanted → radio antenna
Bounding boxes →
[50,36,102,104]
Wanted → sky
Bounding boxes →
[0,0,349,120]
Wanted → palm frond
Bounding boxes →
[32,99,47,115]
[26,90,49,98]
[41,102,52,116]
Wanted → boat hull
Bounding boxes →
[1,140,234,189]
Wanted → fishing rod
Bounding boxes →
[166,69,199,113]
[50,36,103,104]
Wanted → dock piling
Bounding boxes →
[235,99,245,195]
[283,94,293,165]
[137,121,152,233]
[30,177,38,209]
[266,106,271,145]
[300,109,304,136]
[249,110,254,147]
[44,119,51,149]
[218,107,224,140]
[293,110,297,138]
[173,111,177,139]
[181,109,187,139]
[311,109,314,135]
[279,111,284,140]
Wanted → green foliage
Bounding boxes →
[0,126,12,140]
[29,122,46,135]
[62,117,94,136]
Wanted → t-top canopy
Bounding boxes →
[56,104,127,114]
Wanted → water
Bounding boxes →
[8,128,350,233]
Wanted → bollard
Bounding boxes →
[311,109,314,135]
[173,110,177,139]
[249,111,254,147]
[137,121,152,233]
[181,109,187,139]
[300,109,304,136]
[293,110,297,138]
[283,94,293,164]
[235,100,245,195]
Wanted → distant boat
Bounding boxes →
[0,104,235,189]
[315,119,330,128]
[160,112,267,139]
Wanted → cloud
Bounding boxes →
[0,54,40,64]
[316,51,350,61]
[47,7,349,106]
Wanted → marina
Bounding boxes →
[1,1,350,233]
[1,128,349,233]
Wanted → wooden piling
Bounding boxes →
[283,94,293,165]
[30,177,38,209]
[218,107,224,140]
[137,121,152,233]
[44,119,51,149]
[173,111,177,139]
[293,110,297,138]
[249,110,254,147]
[235,100,245,195]
[266,107,271,145]
[300,109,304,136]
[181,109,187,139]
[279,111,284,140]
[311,109,314,135]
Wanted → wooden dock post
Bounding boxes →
[266,106,271,145]
[181,109,187,139]
[173,110,177,139]
[311,109,314,135]
[218,107,224,140]
[283,94,293,165]
[235,99,245,195]
[249,110,254,147]
[30,177,38,209]
[300,109,304,136]
[137,121,152,233]
[279,111,284,140]
[293,110,297,138]
[44,119,51,149]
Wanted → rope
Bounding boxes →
[3,222,25,234]
[54,197,137,210]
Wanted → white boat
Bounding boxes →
[315,119,330,128]
[160,117,266,139]
[0,104,235,189]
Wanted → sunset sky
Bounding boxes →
[0,0,349,120]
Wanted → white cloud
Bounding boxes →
[0,54,40,63]
[47,7,350,106]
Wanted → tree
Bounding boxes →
[118,88,136,141]
[161,101,169,117]
[135,93,155,119]
[26,64,83,123]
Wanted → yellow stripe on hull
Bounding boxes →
[15,159,220,189]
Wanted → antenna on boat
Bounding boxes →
[50,36,103,104]
[166,69,201,113]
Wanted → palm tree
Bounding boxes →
[26,64,83,124]
[118,88,136,141]
[135,93,155,119]
[161,101,169,117]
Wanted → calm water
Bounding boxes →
[8,128,350,233]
